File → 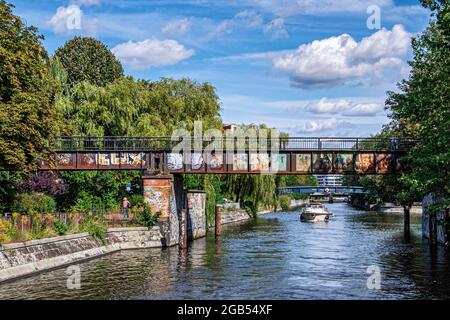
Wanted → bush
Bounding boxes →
[279,195,291,211]
[72,192,105,213]
[243,199,257,217]
[0,219,12,245]
[12,192,57,215]
[133,204,160,228]
[127,194,144,209]
[78,214,107,240]
[291,193,309,200]
[52,220,69,236]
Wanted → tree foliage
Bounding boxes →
[0,0,61,171]
[54,36,124,87]
[56,77,222,136]
[386,0,450,209]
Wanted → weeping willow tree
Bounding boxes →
[56,77,222,137]
[222,174,278,216]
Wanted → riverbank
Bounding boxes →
[0,227,163,283]
[0,208,255,283]
[370,203,423,216]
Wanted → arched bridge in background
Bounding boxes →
[36,136,416,175]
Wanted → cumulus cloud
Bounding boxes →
[162,18,192,36]
[303,98,384,116]
[263,18,288,39]
[111,39,195,70]
[272,24,411,88]
[48,5,83,35]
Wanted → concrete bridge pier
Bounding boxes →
[143,175,179,247]
[215,205,222,238]
[143,174,207,248]
[174,175,187,249]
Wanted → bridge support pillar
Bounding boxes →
[404,206,410,241]
[143,175,179,246]
[215,205,222,238]
[186,190,207,241]
[179,209,187,249]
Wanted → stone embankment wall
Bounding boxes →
[221,209,251,225]
[371,203,423,215]
[0,227,162,283]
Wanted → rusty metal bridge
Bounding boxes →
[38,136,416,174]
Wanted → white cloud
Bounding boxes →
[48,5,83,35]
[234,10,264,28]
[304,98,383,116]
[272,24,411,88]
[289,118,352,134]
[111,39,195,70]
[207,20,234,39]
[263,18,288,39]
[162,18,192,36]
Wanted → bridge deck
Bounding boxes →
[37,136,415,174]
[54,136,415,152]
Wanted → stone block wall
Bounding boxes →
[221,209,251,225]
[0,227,163,283]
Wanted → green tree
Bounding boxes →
[54,37,124,87]
[56,77,222,136]
[282,175,318,187]
[386,0,450,210]
[0,0,61,172]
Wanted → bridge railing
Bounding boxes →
[54,136,418,152]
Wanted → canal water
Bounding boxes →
[1,203,450,300]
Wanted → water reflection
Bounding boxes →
[0,203,449,300]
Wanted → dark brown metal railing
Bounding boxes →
[55,136,418,152]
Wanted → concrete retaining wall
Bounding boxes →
[0,226,162,283]
[221,209,251,225]
[372,204,423,215]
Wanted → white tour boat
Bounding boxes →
[300,202,333,223]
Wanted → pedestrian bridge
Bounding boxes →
[37,136,415,175]
[279,186,367,196]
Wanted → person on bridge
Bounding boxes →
[122,197,130,220]
[391,137,399,150]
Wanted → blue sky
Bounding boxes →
[10,0,431,136]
